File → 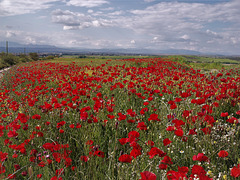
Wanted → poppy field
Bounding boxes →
[0,57,240,179]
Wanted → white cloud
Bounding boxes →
[51,9,113,30]
[113,1,240,52]
[181,35,190,40]
[25,36,37,44]
[66,0,109,8]
[0,0,62,16]
[144,0,155,2]
[108,11,124,16]
[0,30,46,45]
[1,0,239,54]
[6,31,16,38]
[88,9,94,13]
[49,0,240,53]
[130,40,135,44]
[0,0,110,17]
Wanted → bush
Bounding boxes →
[0,61,8,69]
[19,54,30,63]
[169,55,190,65]
[29,52,39,61]
[44,55,55,60]
[78,55,87,58]
[1,54,19,65]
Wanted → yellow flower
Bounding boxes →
[207,170,213,178]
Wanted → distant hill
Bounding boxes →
[0,41,206,55]
[0,41,71,54]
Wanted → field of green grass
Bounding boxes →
[167,55,240,70]
[45,55,240,72]
[0,55,239,179]
[1,53,240,71]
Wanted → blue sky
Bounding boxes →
[0,0,239,55]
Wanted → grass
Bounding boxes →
[166,55,240,70]
[0,56,240,179]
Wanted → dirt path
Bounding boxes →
[0,67,11,78]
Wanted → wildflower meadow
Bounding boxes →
[0,57,239,179]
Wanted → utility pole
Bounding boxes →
[6,41,8,55]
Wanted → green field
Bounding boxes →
[0,56,239,179]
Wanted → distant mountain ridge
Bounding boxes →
[0,41,211,55]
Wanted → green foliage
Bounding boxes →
[42,55,55,60]
[0,52,37,70]
[1,53,19,65]
[190,62,224,70]
[168,55,190,65]
[18,54,31,62]
[78,55,87,58]
[0,58,239,179]
[29,52,39,61]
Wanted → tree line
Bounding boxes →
[0,52,55,69]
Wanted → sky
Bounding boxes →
[0,0,240,55]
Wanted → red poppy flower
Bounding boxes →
[140,171,156,180]
[37,174,42,178]
[163,138,172,146]
[38,161,46,167]
[173,75,179,81]
[218,150,228,158]
[59,129,64,133]
[118,154,132,163]
[147,140,154,147]
[7,130,18,137]
[170,103,177,110]
[94,150,105,158]
[0,151,8,162]
[119,138,128,145]
[159,164,168,170]
[236,110,240,115]
[175,97,182,102]
[192,153,209,162]
[76,123,82,128]
[191,165,206,177]
[137,122,147,130]
[174,129,184,137]
[7,174,16,179]
[182,110,190,118]
[0,163,6,174]
[128,131,140,143]
[161,156,173,165]
[167,170,187,180]
[118,113,127,121]
[166,126,175,131]
[32,114,41,120]
[231,165,240,178]
[189,128,197,135]
[227,117,238,124]
[221,112,229,117]
[56,168,64,176]
[130,148,142,158]
[80,155,89,162]
[148,113,160,121]
[148,147,166,159]
[201,127,211,135]
[65,157,72,166]
[86,140,93,145]
[50,176,63,180]
[69,124,75,128]
[178,166,189,175]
